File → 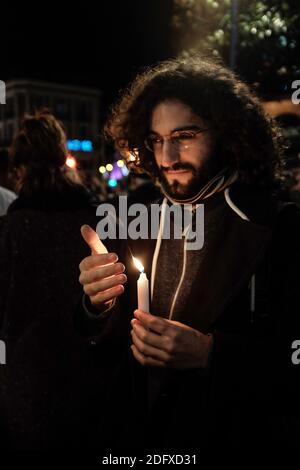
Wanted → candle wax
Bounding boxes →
[137,272,149,312]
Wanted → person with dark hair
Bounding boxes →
[0,111,101,448]
[9,110,80,196]
[77,56,300,451]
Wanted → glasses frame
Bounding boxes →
[144,127,211,153]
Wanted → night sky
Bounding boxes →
[2,1,174,111]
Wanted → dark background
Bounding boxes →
[2,0,300,162]
[2,1,174,110]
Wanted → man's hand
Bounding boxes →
[79,225,127,310]
[130,309,213,370]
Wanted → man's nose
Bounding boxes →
[161,140,179,167]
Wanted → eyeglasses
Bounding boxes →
[144,128,211,153]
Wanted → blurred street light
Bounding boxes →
[66,156,77,169]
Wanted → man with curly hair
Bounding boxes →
[76,56,300,450]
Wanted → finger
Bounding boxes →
[90,284,125,306]
[84,273,127,297]
[130,344,166,368]
[131,319,169,351]
[133,310,172,335]
[131,329,171,363]
[81,224,108,255]
[79,261,125,284]
[79,253,119,272]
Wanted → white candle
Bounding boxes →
[133,256,149,312]
[137,272,150,313]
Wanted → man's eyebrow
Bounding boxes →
[150,125,202,135]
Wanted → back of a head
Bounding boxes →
[11,110,67,170]
[10,110,68,195]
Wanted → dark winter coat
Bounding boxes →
[75,182,300,451]
[0,183,102,448]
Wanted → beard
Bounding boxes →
[159,158,218,200]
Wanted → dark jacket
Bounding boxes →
[75,182,300,451]
[0,183,101,448]
[0,183,97,346]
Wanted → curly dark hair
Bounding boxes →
[11,110,67,170]
[105,55,285,190]
[9,110,78,196]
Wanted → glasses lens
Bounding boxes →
[145,129,204,152]
[173,131,195,142]
[170,131,196,150]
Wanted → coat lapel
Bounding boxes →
[178,211,272,332]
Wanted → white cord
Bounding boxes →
[169,236,188,320]
[150,198,168,301]
[224,187,249,221]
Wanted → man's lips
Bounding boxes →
[164,169,191,175]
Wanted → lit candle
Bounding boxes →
[132,256,149,312]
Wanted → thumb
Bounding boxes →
[80,224,108,255]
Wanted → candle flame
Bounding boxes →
[132,256,144,273]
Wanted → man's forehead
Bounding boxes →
[150,100,204,134]
[150,124,201,135]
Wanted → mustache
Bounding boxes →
[160,163,196,174]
